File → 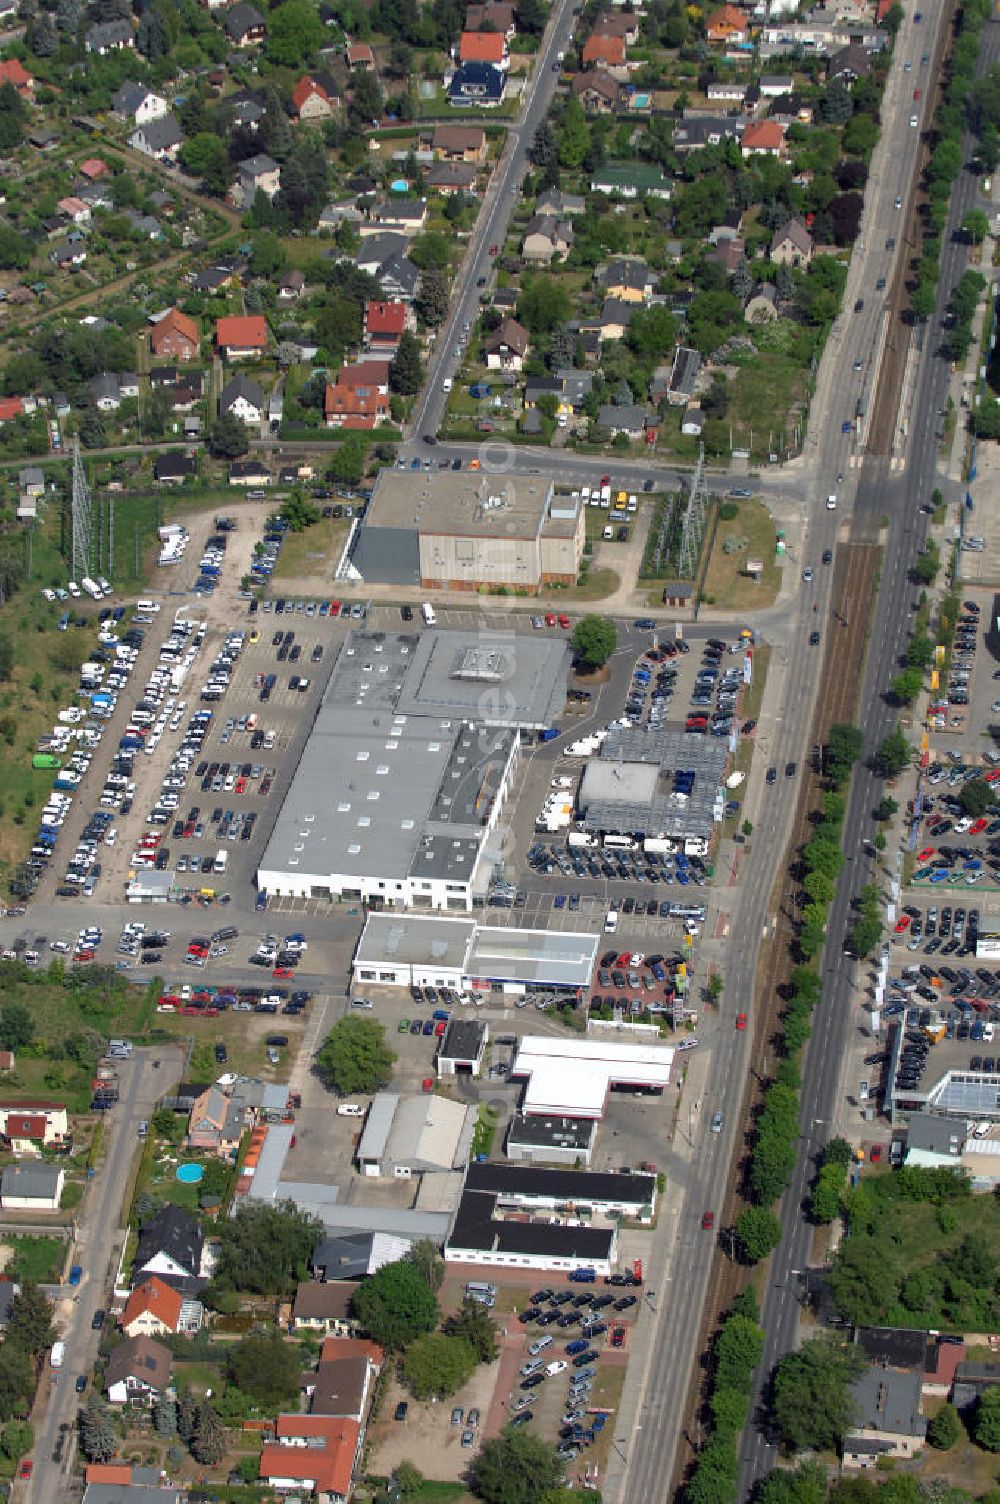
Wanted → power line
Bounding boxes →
[70,438,92,581]
[678,442,708,581]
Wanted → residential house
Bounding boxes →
[57,196,91,226]
[364,198,428,237]
[590,162,672,199]
[309,1336,384,1420]
[459,30,507,66]
[225,2,266,45]
[220,373,265,425]
[153,453,197,485]
[0,1164,64,1210]
[681,405,705,436]
[216,315,269,359]
[0,1280,17,1326]
[592,12,640,44]
[135,1205,204,1290]
[259,1415,360,1501]
[744,283,778,323]
[843,1365,927,1468]
[770,217,813,266]
[0,1102,68,1151]
[667,346,702,406]
[364,300,408,355]
[85,19,134,52]
[741,120,786,157]
[19,468,43,498]
[706,80,746,104]
[346,42,376,69]
[536,189,586,218]
[112,82,168,124]
[706,4,749,44]
[432,125,487,162]
[0,59,33,97]
[79,157,110,180]
[230,458,272,486]
[581,297,634,341]
[51,241,87,269]
[924,1336,966,1397]
[523,376,562,409]
[292,1281,361,1336]
[324,359,391,429]
[828,41,873,79]
[0,397,25,424]
[376,252,420,302]
[130,114,183,162]
[710,235,744,274]
[759,73,794,96]
[28,128,57,149]
[597,257,652,303]
[105,1335,172,1405]
[224,89,265,130]
[582,33,625,68]
[522,213,573,263]
[121,1277,184,1339]
[572,69,619,114]
[556,367,593,414]
[126,211,163,240]
[355,231,408,275]
[426,161,478,194]
[150,308,200,361]
[236,154,281,207]
[278,269,305,303]
[484,317,529,373]
[673,114,743,153]
[90,373,128,411]
[464,1,516,37]
[292,74,337,121]
[449,62,507,107]
[597,404,650,440]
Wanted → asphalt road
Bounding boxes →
[406,0,580,441]
[26,1047,183,1502]
[736,9,999,1497]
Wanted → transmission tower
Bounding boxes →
[678,442,709,581]
[71,438,92,581]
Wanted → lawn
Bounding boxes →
[271,516,350,584]
[699,498,782,611]
[560,566,620,602]
[726,351,809,456]
[1,1234,66,1283]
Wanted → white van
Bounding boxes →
[528,1335,554,1357]
[442,378,453,393]
[337,1103,365,1117]
[136,600,160,614]
[604,909,619,933]
[421,603,437,626]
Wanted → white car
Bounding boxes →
[802,567,813,583]
[826,494,837,510]
[676,1037,699,1052]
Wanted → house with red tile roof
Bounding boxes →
[346,42,375,69]
[741,120,786,157]
[0,59,33,97]
[78,157,110,180]
[151,307,200,361]
[459,29,507,65]
[324,359,391,429]
[260,1415,360,1501]
[292,74,336,120]
[0,1101,68,1149]
[707,4,749,43]
[582,33,625,67]
[215,314,269,359]
[364,300,408,355]
[0,398,25,425]
[122,1275,184,1338]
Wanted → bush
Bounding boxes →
[719,502,739,521]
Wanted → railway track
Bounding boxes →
[671,541,879,1498]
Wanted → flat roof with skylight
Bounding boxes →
[511,1034,675,1119]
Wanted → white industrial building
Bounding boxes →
[351,912,599,995]
[257,630,570,909]
[355,1092,474,1178]
[511,1035,674,1119]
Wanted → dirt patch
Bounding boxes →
[369,1360,501,1484]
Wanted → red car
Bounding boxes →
[18,1461,32,1479]
[970,818,989,835]
[434,1020,447,1036]
[894,915,911,933]
[545,613,557,627]
[702,1211,715,1230]
[735,1013,747,1031]
[870,1145,883,1162]
[489,243,498,254]
[557,614,571,630]
[273,967,295,978]
[329,601,342,617]
[611,1326,626,1349]
[422,1077,434,1093]
[600,474,610,486]
[916,847,936,862]
[913,88,922,98]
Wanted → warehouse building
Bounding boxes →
[444,1163,656,1274]
[258,629,569,908]
[351,912,599,995]
[510,1035,674,1119]
[506,1113,597,1167]
[577,727,729,842]
[349,472,585,592]
[355,1092,474,1178]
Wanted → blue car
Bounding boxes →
[410,1020,422,1035]
[432,1009,450,1021]
[553,894,566,909]
[422,1019,435,1036]
[883,1002,905,1017]
[411,457,421,469]
[566,1339,590,1355]
[930,870,949,884]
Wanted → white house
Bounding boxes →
[220,372,265,425]
[0,1164,64,1210]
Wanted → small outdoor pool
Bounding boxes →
[176,1163,204,1184]
[631,92,650,109]
[390,179,409,192]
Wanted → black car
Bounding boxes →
[809,631,820,646]
[395,1402,408,1421]
[766,767,777,785]
[536,1310,559,1326]
[573,1292,595,1307]
[531,1288,553,1304]
[785,762,797,777]
[521,1373,545,1390]
[613,1295,638,1311]
[518,1308,540,1325]
[423,433,437,445]
[214,1043,228,1063]
[822,549,833,564]
[401,605,413,621]
[550,1290,574,1306]
[592,1294,615,1310]
[92,1309,105,1330]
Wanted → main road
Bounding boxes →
[609,2,962,1501]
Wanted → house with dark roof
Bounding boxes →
[432,124,487,162]
[667,346,702,406]
[770,217,813,267]
[225,2,266,44]
[597,403,650,440]
[130,113,183,162]
[522,213,573,263]
[230,457,272,486]
[572,68,619,114]
[105,1335,172,1405]
[112,82,168,124]
[426,161,478,194]
[236,154,280,207]
[153,452,197,485]
[597,257,652,303]
[449,62,507,107]
[536,189,586,218]
[85,19,134,52]
[484,317,530,373]
[843,1365,927,1468]
[220,372,265,424]
[590,162,672,199]
[311,1231,413,1281]
[828,41,873,80]
[0,1164,64,1210]
[135,1205,204,1287]
[292,1281,360,1335]
[278,268,305,302]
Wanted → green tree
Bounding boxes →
[874,724,910,778]
[874,796,898,822]
[758,1463,828,1504]
[912,541,940,585]
[403,1331,478,1399]
[556,97,590,169]
[571,615,617,670]
[733,1206,782,1265]
[327,432,369,487]
[6,1283,53,1356]
[179,133,233,196]
[281,492,320,533]
[976,1387,1000,1451]
[191,1402,226,1466]
[811,1161,846,1224]
[928,1401,961,1450]
[848,914,883,959]
[474,1428,563,1504]
[960,778,995,818]
[0,223,31,271]
[446,1297,498,1362]
[517,277,572,335]
[208,413,249,460]
[415,267,450,327]
[972,398,1000,440]
[0,1420,32,1463]
[315,1016,396,1096]
[351,1258,438,1350]
[212,1201,321,1297]
[249,231,286,278]
[911,280,937,320]
[828,1237,893,1325]
[408,1238,444,1291]
[227,1331,302,1409]
[0,1003,34,1052]
[79,1398,117,1462]
[772,1338,861,1452]
[389,330,423,396]
[962,209,990,244]
[891,666,924,705]
[396,1461,425,1495]
[826,723,863,784]
[267,0,324,65]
